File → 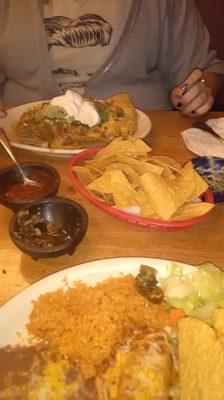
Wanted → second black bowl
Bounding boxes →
[9,197,88,260]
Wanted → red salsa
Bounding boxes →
[3,170,52,201]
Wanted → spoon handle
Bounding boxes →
[0,127,27,181]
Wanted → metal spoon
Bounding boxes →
[0,127,41,186]
[193,121,224,145]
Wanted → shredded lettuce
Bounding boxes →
[168,262,184,278]
[42,104,68,119]
[65,115,76,124]
[190,303,217,325]
[160,276,193,299]
[160,263,224,323]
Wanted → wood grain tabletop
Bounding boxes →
[0,110,223,306]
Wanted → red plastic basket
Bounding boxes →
[67,147,214,231]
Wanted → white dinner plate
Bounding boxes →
[0,256,195,347]
[1,101,152,157]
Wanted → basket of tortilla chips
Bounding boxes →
[67,138,214,231]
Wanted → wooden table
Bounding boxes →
[1,110,223,306]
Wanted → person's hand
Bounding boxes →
[0,96,7,118]
[171,69,214,118]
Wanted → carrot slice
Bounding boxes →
[170,308,185,325]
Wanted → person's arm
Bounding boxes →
[171,68,222,117]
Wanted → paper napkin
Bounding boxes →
[181,117,224,158]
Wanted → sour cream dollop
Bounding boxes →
[50,90,100,127]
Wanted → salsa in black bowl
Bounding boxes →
[9,197,88,260]
[0,162,60,211]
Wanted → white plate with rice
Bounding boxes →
[0,256,195,347]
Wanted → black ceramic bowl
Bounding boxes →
[9,197,88,260]
[0,162,60,211]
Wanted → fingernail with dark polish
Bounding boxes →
[177,102,182,108]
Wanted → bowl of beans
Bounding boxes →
[0,162,60,211]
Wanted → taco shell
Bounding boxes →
[178,315,224,400]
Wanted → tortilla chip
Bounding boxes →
[113,191,139,209]
[147,155,182,174]
[73,139,212,222]
[84,164,105,180]
[139,165,210,221]
[140,204,159,218]
[178,317,224,400]
[116,155,164,175]
[170,201,214,221]
[162,167,177,180]
[109,170,139,208]
[87,169,139,208]
[72,165,94,186]
[86,155,120,171]
[212,308,224,336]
[107,92,138,131]
[91,120,132,141]
[94,138,151,160]
[106,163,140,188]
[167,162,197,203]
[179,161,208,201]
[82,93,139,141]
[86,171,114,193]
[188,170,208,201]
[160,161,208,211]
[140,172,182,220]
